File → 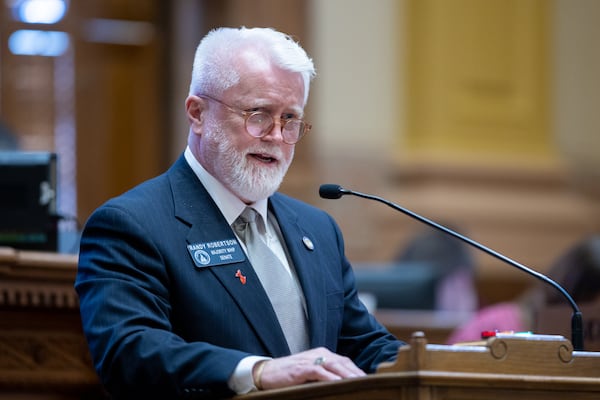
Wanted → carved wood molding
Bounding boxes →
[0,281,78,309]
[0,330,99,390]
[0,247,79,309]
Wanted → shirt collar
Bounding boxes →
[184,147,269,226]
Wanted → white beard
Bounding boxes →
[204,122,293,202]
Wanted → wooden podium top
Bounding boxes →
[379,330,600,376]
[241,332,600,400]
[0,246,77,279]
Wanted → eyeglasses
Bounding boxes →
[198,94,311,144]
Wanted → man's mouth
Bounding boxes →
[249,152,277,163]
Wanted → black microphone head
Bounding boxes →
[319,184,344,199]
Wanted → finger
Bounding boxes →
[315,355,366,378]
[259,353,344,389]
[307,348,365,377]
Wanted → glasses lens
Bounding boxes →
[282,120,303,143]
[246,113,272,137]
[245,112,305,144]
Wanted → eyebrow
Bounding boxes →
[247,102,303,118]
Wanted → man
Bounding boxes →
[76,26,404,399]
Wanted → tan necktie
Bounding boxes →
[234,207,309,354]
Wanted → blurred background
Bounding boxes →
[1,0,599,307]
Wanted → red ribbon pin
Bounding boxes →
[235,269,247,285]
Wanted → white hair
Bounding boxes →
[188,27,316,105]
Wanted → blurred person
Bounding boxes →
[446,234,600,344]
[75,26,405,399]
[396,227,478,312]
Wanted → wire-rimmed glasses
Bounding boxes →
[198,94,311,144]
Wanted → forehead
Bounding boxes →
[224,50,305,111]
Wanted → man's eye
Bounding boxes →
[282,113,296,120]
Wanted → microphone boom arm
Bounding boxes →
[335,186,584,351]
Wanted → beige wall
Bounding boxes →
[308,0,404,158]
[308,0,600,183]
[553,0,600,197]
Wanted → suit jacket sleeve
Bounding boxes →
[76,201,247,399]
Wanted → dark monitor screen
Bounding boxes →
[353,262,442,310]
[0,151,58,251]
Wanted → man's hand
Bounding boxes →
[254,347,366,390]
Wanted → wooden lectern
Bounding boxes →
[241,331,600,400]
[0,247,103,399]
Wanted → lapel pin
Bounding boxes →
[235,269,247,285]
[302,236,314,251]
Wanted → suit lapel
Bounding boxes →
[167,157,290,356]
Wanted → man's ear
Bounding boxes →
[185,95,205,134]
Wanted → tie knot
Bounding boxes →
[234,207,263,236]
[239,207,258,224]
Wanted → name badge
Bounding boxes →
[187,239,246,268]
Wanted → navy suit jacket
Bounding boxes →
[75,155,403,399]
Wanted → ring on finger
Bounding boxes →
[314,356,326,366]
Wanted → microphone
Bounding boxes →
[319,183,585,351]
